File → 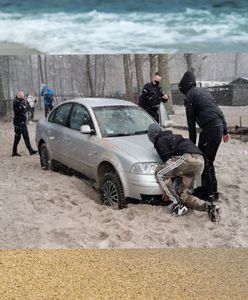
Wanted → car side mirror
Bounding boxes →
[80,125,94,134]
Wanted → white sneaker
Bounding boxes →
[171,203,188,216]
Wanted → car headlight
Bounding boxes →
[131,162,160,175]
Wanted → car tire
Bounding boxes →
[100,172,126,209]
[40,143,58,171]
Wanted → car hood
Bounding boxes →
[105,134,162,163]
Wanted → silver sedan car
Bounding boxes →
[36,98,164,208]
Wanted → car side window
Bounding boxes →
[49,103,72,126]
[69,104,94,131]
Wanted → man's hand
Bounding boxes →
[223,134,230,143]
[161,95,168,103]
[162,192,170,202]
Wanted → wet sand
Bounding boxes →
[0,42,41,55]
[0,248,247,299]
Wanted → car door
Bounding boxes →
[64,103,99,179]
[47,102,73,164]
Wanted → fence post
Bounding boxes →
[0,100,7,118]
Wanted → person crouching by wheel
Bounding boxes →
[147,123,220,222]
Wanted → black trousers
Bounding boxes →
[45,104,53,117]
[12,124,33,154]
[29,107,35,120]
[198,125,223,196]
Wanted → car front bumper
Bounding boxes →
[121,172,163,200]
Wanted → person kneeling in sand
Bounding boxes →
[147,123,220,222]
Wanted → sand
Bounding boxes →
[0,42,41,55]
[0,107,248,249]
[170,105,248,128]
[0,249,247,299]
[0,107,247,298]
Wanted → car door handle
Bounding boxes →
[47,129,52,135]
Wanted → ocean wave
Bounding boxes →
[0,9,247,53]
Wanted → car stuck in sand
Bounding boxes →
[36,98,166,208]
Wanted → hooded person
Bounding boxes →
[147,123,221,221]
[40,84,54,117]
[12,91,37,157]
[178,71,230,201]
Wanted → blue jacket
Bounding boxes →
[40,85,54,106]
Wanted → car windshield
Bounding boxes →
[93,105,155,137]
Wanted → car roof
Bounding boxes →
[64,97,137,108]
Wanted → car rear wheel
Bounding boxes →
[100,172,126,209]
[40,144,58,171]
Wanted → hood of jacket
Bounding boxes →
[147,123,163,144]
[178,71,196,95]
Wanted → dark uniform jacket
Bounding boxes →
[139,82,164,120]
[154,130,203,163]
[13,97,27,127]
[178,71,228,144]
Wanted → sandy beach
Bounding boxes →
[0,42,41,55]
[0,248,247,299]
[0,106,247,249]
[0,106,247,299]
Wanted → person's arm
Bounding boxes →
[159,87,168,103]
[139,84,150,110]
[13,101,22,114]
[215,106,230,143]
[216,107,228,135]
[159,87,169,103]
[155,139,173,162]
[185,99,197,144]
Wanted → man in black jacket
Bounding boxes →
[147,123,220,221]
[139,72,168,122]
[12,91,37,157]
[178,71,230,201]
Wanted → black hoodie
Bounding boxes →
[178,71,228,144]
[154,130,203,163]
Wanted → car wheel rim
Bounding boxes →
[102,180,119,206]
[41,148,49,169]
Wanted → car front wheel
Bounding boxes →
[40,144,58,171]
[100,172,126,209]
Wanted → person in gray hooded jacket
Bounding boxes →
[147,123,221,221]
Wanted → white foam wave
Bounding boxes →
[0,9,247,53]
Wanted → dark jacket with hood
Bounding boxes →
[147,123,203,163]
[178,71,228,144]
[13,97,27,126]
[139,81,164,119]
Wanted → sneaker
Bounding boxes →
[12,153,21,157]
[171,203,188,216]
[30,150,38,155]
[204,194,216,203]
[207,204,221,222]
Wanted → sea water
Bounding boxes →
[0,0,247,53]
